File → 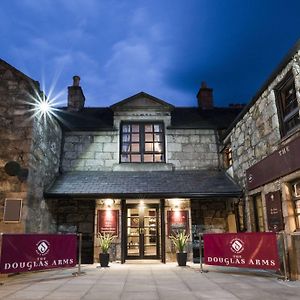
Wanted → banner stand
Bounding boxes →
[199,234,208,273]
[279,231,289,281]
[72,233,85,277]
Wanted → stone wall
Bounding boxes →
[191,199,231,232]
[61,128,219,172]
[61,131,119,171]
[167,129,219,170]
[26,114,62,232]
[53,199,95,264]
[0,61,62,234]
[0,65,35,233]
[225,50,300,232]
[228,50,300,189]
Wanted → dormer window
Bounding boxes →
[276,71,300,136]
[120,122,165,163]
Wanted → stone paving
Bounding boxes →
[0,262,300,300]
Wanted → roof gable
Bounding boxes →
[110,92,174,111]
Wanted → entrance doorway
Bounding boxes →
[126,204,160,259]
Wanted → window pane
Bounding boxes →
[154,133,162,142]
[121,154,130,162]
[144,154,154,162]
[122,134,130,142]
[131,143,140,152]
[145,124,153,132]
[131,133,139,142]
[145,143,153,152]
[120,122,164,164]
[155,154,163,162]
[122,143,130,153]
[145,133,153,142]
[131,155,141,162]
[123,125,130,133]
[132,124,140,132]
[154,124,162,132]
[154,143,163,152]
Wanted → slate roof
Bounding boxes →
[170,107,242,129]
[55,108,114,131]
[45,170,242,199]
[55,106,241,131]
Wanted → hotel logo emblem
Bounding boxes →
[230,238,244,254]
[36,240,50,256]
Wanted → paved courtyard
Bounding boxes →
[0,262,300,300]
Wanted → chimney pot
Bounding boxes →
[73,75,80,87]
[197,81,214,110]
[201,81,207,88]
[68,75,85,111]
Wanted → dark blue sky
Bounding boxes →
[1,0,300,107]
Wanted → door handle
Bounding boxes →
[139,228,145,234]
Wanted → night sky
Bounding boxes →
[1,0,300,107]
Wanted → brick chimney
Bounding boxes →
[67,75,85,111]
[197,81,214,110]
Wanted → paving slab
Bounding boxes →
[1,263,300,300]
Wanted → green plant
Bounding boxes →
[169,230,189,253]
[98,233,116,253]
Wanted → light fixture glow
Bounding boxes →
[104,199,114,208]
[39,100,51,114]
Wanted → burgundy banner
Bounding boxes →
[204,232,280,270]
[0,234,77,274]
[167,210,189,236]
[98,210,119,236]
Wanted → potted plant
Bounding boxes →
[170,230,190,266]
[98,233,116,267]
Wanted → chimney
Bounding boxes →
[67,75,85,111]
[197,81,214,110]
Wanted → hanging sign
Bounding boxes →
[97,210,119,236]
[265,191,284,232]
[167,210,189,236]
[0,234,77,274]
[204,232,280,270]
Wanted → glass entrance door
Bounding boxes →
[126,204,159,259]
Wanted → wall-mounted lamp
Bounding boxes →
[4,161,28,181]
[170,198,182,210]
[139,200,145,210]
[99,199,115,208]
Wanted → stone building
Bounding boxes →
[1,39,300,278]
[45,80,242,263]
[0,60,242,265]
[222,40,300,279]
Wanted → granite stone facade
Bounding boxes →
[223,47,300,279]
[0,60,61,234]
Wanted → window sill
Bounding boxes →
[113,163,174,172]
[280,125,300,145]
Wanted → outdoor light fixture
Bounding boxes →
[171,198,181,210]
[25,82,64,124]
[38,100,51,114]
[104,199,114,208]
[139,200,145,210]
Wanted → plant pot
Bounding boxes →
[176,252,187,266]
[99,253,109,267]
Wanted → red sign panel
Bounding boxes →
[246,135,300,190]
[167,210,189,236]
[0,234,77,274]
[265,191,284,232]
[204,232,280,270]
[97,210,119,236]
